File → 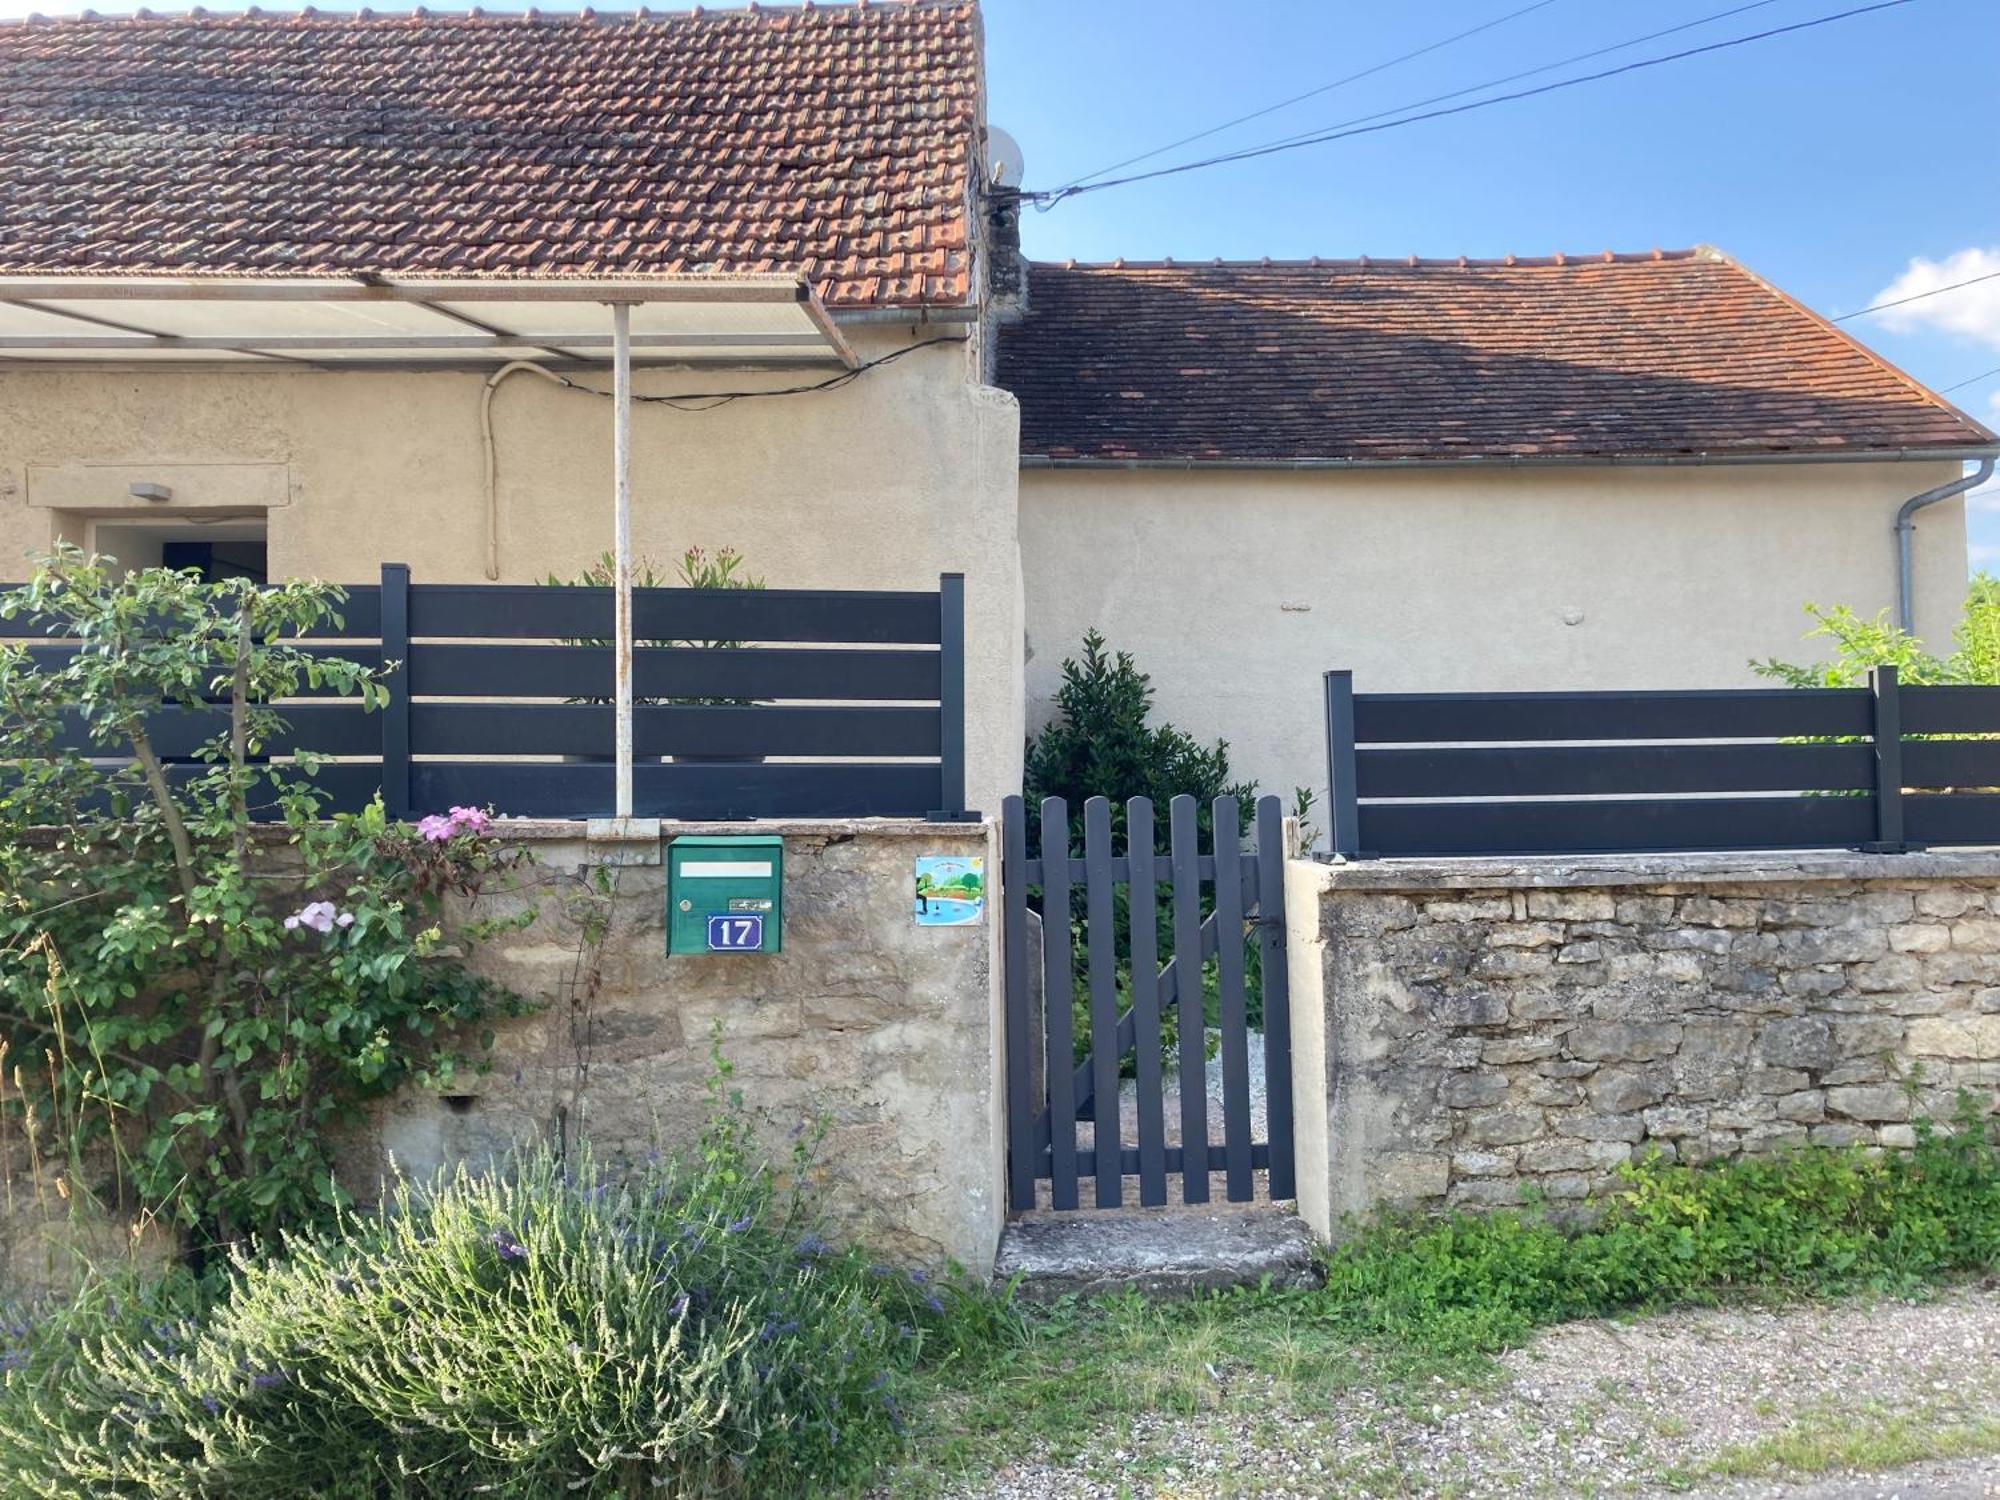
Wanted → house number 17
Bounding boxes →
[705,914,765,951]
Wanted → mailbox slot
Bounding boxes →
[667,835,783,955]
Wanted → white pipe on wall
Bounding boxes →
[611,302,635,820]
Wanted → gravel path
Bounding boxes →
[946,1286,2000,1499]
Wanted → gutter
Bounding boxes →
[1896,456,1995,633]
[1019,447,2000,472]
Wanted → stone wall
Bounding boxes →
[1284,852,2000,1237]
[343,818,1005,1271]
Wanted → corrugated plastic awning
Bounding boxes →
[0,272,855,368]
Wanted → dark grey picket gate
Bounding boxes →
[1000,793,1294,1212]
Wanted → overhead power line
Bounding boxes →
[1024,0,1916,209]
[1224,0,1789,161]
[1050,0,1566,195]
[1938,364,2000,396]
[1832,267,2000,322]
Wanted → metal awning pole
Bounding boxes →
[611,301,634,820]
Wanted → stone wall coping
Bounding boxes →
[19,816,991,850]
[1306,847,2000,892]
[494,817,991,843]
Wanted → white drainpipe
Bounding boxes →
[1896,457,1995,633]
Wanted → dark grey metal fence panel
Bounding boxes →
[1127,796,1169,1209]
[0,586,384,640]
[407,703,941,759]
[1327,671,2000,859]
[1083,797,1122,1209]
[934,574,968,818]
[1039,796,1080,1212]
[406,644,942,701]
[1903,738,2000,788]
[21,641,387,685]
[379,563,412,820]
[1255,796,1297,1201]
[410,762,940,820]
[6,566,963,822]
[1361,795,1876,858]
[1907,794,2000,845]
[1353,687,1875,743]
[1001,796,1037,1214]
[1167,794,1210,1205]
[1001,793,1292,1213]
[1211,797,1254,1202]
[51,702,377,760]
[1903,686,2000,735]
[1868,666,1907,851]
[404,583,943,643]
[1356,741,1875,799]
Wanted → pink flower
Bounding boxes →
[414,806,493,842]
[283,901,352,935]
[448,806,492,835]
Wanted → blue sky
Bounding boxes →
[4,0,1996,571]
[983,0,2000,570]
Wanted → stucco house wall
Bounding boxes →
[1021,460,1968,819]
[0,325,1026,816]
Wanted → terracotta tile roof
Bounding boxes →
[0,3,979,307]
[998,250,1998,463]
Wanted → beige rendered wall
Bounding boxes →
[1022,463,1969,820]
[0,327,1024,814]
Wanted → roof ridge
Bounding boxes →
[1039,250,1704,272]
[0,0,967,27]
[1703,244,2000,445]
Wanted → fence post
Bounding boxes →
[929,572,970,820]
[1864,663,1911,853]
[379,562,412,820]
[1322,669,1363,858]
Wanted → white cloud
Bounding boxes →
[1865,246,2000,349]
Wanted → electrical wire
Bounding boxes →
[1938,364,2000,396]
[1049,0,1566,195]
[1024,1,1915,208]
[532,335,967,411]
[1201,0,1789,165]
[1832,267,2000,322]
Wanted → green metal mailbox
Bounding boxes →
[667,835,784,955]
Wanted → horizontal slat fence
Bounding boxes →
[3,564,968,821]
[1323,666,2000,858]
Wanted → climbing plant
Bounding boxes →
[0,546,529,1259]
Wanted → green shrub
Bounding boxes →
[0,548,529,1258]
[1314,1095,2000,1357]
[1754,572,2000,686]
[0,1054,1011,1498]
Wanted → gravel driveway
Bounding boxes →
[945,1286,2000,1499]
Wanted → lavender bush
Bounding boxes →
[0,1045,1010,1498]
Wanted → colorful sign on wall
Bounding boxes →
[914,855,985,926]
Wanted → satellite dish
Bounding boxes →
[988,126,1025,189]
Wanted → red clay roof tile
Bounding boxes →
[998,251,1998,462]
[0,2,979,307]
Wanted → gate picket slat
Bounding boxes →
[1040,797,1081,1211]
[1001,796,1036,1213]
[1212,798,1255,1202]
[1127,797,1168,1208]
[1083,797,1123,1209]
[1256,796,1297,1201]
[1168,795,1210,1204]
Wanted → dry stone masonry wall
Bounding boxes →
[1287,854,2000,1230]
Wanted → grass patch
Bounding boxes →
[890,1099,2000,1490]
[1699,1404,2000,1481]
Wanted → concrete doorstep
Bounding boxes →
[994,1207,1321,1302]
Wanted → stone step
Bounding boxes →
[995,1207,1321,1301]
